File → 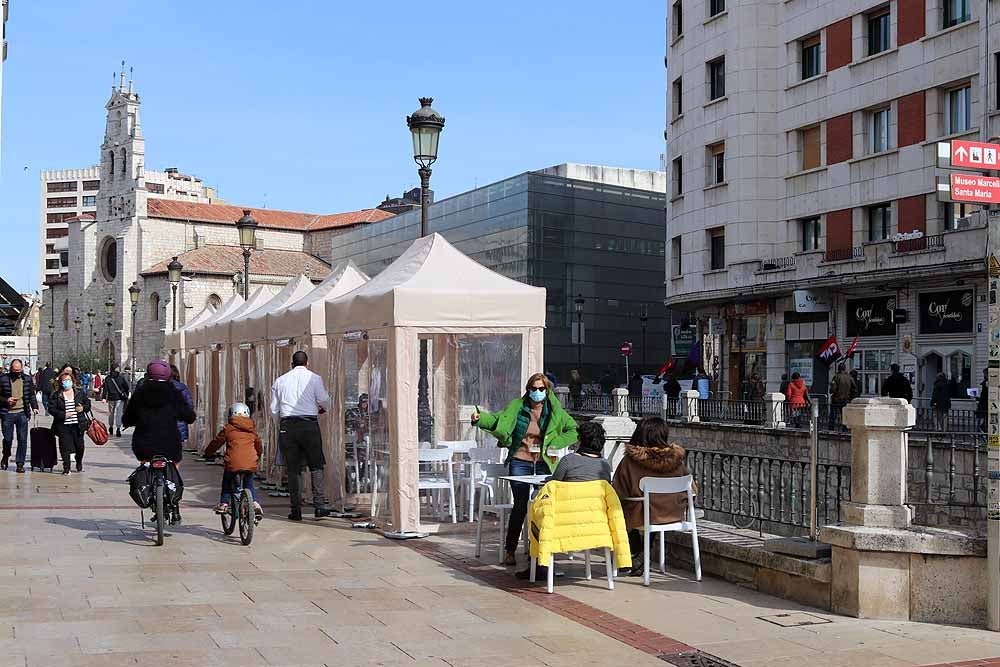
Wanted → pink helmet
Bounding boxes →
[146,360,171,381]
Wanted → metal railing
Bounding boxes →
[893,234,944,254]
[686,449,851,531]
[574,393,613,414]
[914,407,980,433]
[907,431,985,508]
[697,399,766,425]
[759,256,795,271]
[823,246,864,262]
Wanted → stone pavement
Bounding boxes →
[0,402,999,666]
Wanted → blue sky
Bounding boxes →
[0,1,666,295]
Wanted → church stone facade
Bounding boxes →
[41,72,393,371]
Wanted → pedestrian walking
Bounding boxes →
[881,364,913,402]
[38,362,56,415]
[786,372,810,428]
[269,350,333,522]
[568,369,583,411]
[101,365,130,437]
[169,364,194,448]
[778,373,790,399]
[0,360,39,472]
[931,372,952,431]
[48,370,90,475]
[829,364,853,430]
[978,369,989,433]
[747,372,766,401]
[849,369,862,400]
[628,371,644,415]
[93,370,103,397]
[81,370,92,398]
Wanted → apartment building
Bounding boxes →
[665,0,992,402]
[40,166,216,284]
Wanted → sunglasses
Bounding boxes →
[530,385,547,391]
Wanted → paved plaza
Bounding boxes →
[0,404,997,667]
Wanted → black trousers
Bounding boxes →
[278,419,327,510]
[54,423,84,469]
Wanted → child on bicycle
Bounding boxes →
[205,402,263,519]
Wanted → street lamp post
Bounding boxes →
[86,309,95,362]
[27,322,33,373]
[640,304,649,374]
[48,287,55,365]
[104,297,115,371]
[406,98,445,238]
[73,318,82,355]
[128,282,141,374]
[167,256,183,331]
[235,210,258,300]
[574,294,585,368]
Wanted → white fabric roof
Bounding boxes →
[231,274,316,343]
[220,286,276,343]
[187,293,245,349]
[164,304,215,351]
[324,233,546,332]
[268,262,369,340]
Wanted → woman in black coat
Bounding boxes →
[122,361,196,463]
[48,369,91,474]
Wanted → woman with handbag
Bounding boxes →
[48,370,91,475]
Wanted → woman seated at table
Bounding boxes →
[550,421,611,483]
[612,416,693,577]
[471,372,578,567]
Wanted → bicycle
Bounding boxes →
[145,455,180,546]
[220,470,261,546]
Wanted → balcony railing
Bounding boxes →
[759,256,795,271]
[823,246,864,263]
[893,234,944,254]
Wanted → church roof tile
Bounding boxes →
[141,246,331,280]
[146,199,394,231]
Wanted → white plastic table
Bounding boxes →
[498,474,550,486]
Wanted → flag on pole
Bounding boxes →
[817,335,842,367]
[844,336,859,360]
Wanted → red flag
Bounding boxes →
[817,335,842,367]
[656,358,677,378]
[845,336,859,359]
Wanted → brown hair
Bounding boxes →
[58,370,76,387]
[629,416,672,447]
[525,372,553,393]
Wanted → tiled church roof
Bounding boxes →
[146,199,394,231]
[142,246,331,280]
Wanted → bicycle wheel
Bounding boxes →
[221,501,236,535]
[154,483,165,546]
[238,489,254,546]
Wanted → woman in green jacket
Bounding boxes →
[472,372,579,566]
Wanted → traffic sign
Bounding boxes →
[950,173,1000,204]
[951,139,1000,170]
[620,342,632,357]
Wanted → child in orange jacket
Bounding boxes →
[205,402,263,518]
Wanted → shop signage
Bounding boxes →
[724,301,768,317]
[891,230,923,242]
[789,358,814,387]
[846,296,896,337]
[793,289,831,313]
[919,289,974,334]
[950,173,1000,204]
[672,325,697,357]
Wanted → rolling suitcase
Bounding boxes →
[30,426,57,472]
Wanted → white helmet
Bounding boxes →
[229,402,251,419]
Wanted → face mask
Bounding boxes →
[529,389,546,403]
[61,380,73,390]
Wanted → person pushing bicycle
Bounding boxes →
[205,402,263,520]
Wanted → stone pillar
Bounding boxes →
[592,415,636,472]
[764,392,786,429]
[554,386,570,410]
[612,387,629,417]
[840,398,916,528]
[680,390,700,423]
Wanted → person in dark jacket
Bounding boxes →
[881,364,913,402]
[169,364,195,448]
[48,370,91,474]
[978,369,989,433]
[628,371,644,414]
[123,361,196,465]
[38,363,56,415]
[0,359,39,473]
[663,373,682,400]
[101,365,130,438]
[778,373,790,399]
[931,372,952,431]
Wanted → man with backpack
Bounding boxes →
[101,365,131,438]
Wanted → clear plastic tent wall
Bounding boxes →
[164,304,218,450]
[324,234,545,533]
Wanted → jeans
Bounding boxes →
[220,470,260,505]
[505,458,549,553]
[107,400,123,431]
[829,402,846,430]
[278,418,328,511]
[41,394,49,416]
[1,412,29,464]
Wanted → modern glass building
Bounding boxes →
[329,164,668,383]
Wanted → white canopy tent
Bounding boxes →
[164,303,216,370]
[324,234,545,533]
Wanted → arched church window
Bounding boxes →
[207,294,222,310]
[120,148,127,176]
[99,237,118,281]
[108,151,115,180]
[62,301,68,331]
[149,293,160,322]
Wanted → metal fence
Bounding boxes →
[686,449,851,531]
[914,408,980,433]
[906,431,985,508]
[893,234,944,254]
[696,399,766,425]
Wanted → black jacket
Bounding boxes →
[0,371,38,415]
[39,367,57,395]
[931,379,953,411]
[664,378,682,400]
[101,372,130,401]
[122,379,195,462]
[48,388,92,432]
[881,372,913,401]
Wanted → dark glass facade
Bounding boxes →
[329,170,667,383]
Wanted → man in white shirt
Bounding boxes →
[270,350,332,521]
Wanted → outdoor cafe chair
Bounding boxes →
[475,462,514,561]
[637,474,702,586]
[417,447,457,523]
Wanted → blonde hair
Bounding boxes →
[525,372,553,392]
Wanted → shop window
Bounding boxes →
[801,217,821,251]
[946,85,971,134]
[801,125,821,170]
[801,35,821,80]
[944,0,970,28]
[867,7,891,56]
[850,349,895,395]
[948,351,972,396]
[867,203,891,242]
[709,228,725,270]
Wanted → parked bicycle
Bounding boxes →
[220,470,262,545]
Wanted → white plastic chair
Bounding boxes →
[417,447,457,523]
[475,463,514,561]
[466,448,506,522]
[530,548,615,594]
[638,474,702,586]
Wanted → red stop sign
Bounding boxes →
[620,342,632,357]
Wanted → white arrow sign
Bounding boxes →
[956,146,969,161]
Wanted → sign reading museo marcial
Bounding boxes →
[919,289,974,334]
[793,289,831,313]
[846,296,896,337]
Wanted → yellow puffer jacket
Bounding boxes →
[528,480,633,570]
